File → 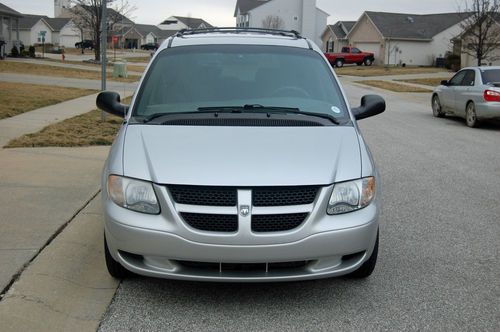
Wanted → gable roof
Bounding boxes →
[134,24,159,37]
[169,16,213,29]
[234,0,270,17]
[0,3,23,17]
[45,17,72,31]
[329,21,356,39]
[364,11,469,40]
[18,14,48,29]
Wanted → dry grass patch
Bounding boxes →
[396,77,451,87]
[124,56,151,63]
[0,82,96,120]
[127,64,146,73]
[357,80,432,93]
[6,109,122,148]
[6,97,132,148]
[0,61,140,82]
[335,66,448,77]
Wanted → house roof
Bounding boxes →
[364,11,469,40]
[0,2,23,17]
[45,17,71,31]
[329,21,356,39]
[154,29,177,39]
[18,14,47,29]
[175,16,212,29]
[134,24,159,37]
[234,0,270,16]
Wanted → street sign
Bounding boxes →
[112,36,118,43]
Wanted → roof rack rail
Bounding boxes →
[175,27,303,39]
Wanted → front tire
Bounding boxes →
[348,230,378,278]
[432,95,445,118]
[466,102,479,128]
[364,58,373,66]
[104,235,131,279]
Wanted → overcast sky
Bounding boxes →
[4,0,463,26]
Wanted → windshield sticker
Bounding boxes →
[331,106,341,114]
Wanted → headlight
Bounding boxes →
[327,177,375,215]
[107,175,160,214]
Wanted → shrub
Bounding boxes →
[444,52,461,71]
[10,46,19,57]
[28,46,36,58]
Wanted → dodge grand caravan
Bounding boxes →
[97,28,385,282]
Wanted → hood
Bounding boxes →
[122,125,361,186]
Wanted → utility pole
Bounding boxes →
[101,0,107,121]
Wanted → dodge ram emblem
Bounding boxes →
[240,205,250,217]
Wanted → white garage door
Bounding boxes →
[59,35,81,48]
[355,42,381,65]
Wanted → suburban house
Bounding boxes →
[117,24,178,49]
[158,16,212,30]
[0,2,22,55]
[321,21,355,53]
[455,13,500,67]
[18,14,78,48]
[233,0,328,47]
[347,11,468,66]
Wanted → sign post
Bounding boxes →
[39,31,47,58]
[101,0,107,121]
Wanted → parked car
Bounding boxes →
[325,46,375,68]
[432,66,500,127]
[97,28,385,282]
[141,43,159,50]
[75,40,94,50]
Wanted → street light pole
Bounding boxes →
[101,0,107,121]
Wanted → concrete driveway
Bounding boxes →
[98,81,500,331]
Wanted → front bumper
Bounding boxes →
[104,183,379,282]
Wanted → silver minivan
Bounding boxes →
[97,28,385,282]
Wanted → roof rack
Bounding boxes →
[175,27,303,39]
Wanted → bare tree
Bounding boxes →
[69,0,135,61]
[262,15,285,30]
[459,0,500,66]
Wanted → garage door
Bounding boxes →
[355,42,381,65]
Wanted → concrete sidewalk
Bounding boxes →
[0,72,139,91]
[0,147,109,294]
[6,58,145,76]
[0,89,133,148]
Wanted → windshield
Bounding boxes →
[132,44,349,122]
[480,69,500,84]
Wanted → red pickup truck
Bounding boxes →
[325,47,375,68]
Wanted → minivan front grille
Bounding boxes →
[181,213,238,232]
[253,187,319,206]
[251,213,308,232]
[168,185,237,206]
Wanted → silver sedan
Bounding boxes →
[432,66,500,127]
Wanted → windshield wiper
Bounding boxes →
[142,105,340,125]
[198,105,340,124]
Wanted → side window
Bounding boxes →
[341,47,349,53]
[449,71,467,86]
[351,48,361,54]
[462,70,475,86]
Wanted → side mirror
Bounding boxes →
[440,80,449,86]
[96,91,128,117]
[351,95,385,120]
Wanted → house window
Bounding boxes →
[326,40,334,53]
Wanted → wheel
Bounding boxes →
[466,102,479,127]
[364,58,373,66]
[270,86,311,98]
[432,95,445,118]
[335,59,344,68]
[104,234,131,279]
[348,230,378,278]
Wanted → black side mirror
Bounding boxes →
[440,80,449,86]
[96,91,128,117]
[351,95,385,120]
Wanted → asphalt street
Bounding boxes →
[98,81,500,331]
